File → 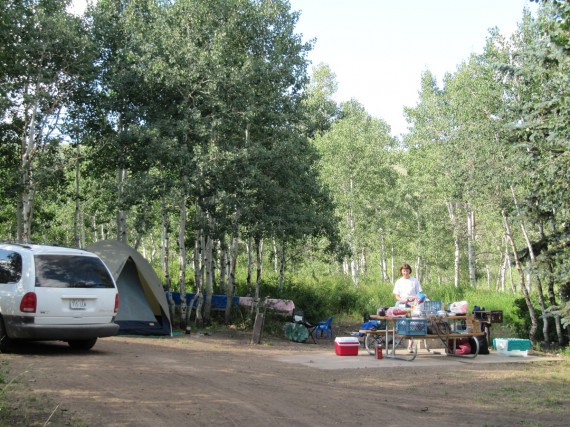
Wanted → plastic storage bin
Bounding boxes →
[395,318,427,336]
[334,337,360,356]
[422,300,442,313]
[493,338,532,356]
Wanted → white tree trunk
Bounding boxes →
[92,216,98,242]
[161,196,175,325]
[116,167,128,243]
[347,206,358,287]
[467,209,476,286]
[507,248,515,292]
[80,210,86,249]
[498,239,507,292]
[379,231,389,282]
[279,243,286,292]
[447,202,460,288]
[246,237,253,296]
[255,238,264,300]
[74,143,81,248]
[225,209,240,324]
[191,231,202,326]
[350,257,358,287]
[512,186,549,344]
[178,194,188,329]
[204,226,214,322]
[272,238,279,273]
[415,257,421,282]
[391,244,395,285]
[18,96,40,243]
[219,237,228,294]
[502,211,538,342]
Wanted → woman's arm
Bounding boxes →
[394,293,413,303]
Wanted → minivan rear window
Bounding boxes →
[34,255,115,288]
[0,249,22,284]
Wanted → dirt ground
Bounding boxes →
[1,326,568,427]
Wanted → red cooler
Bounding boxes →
[334,337,360,356]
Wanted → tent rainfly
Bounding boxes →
[87,240,172,336]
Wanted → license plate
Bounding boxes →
[70,299,87,310]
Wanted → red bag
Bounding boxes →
[448,338,471,355]
[386,307,407,318]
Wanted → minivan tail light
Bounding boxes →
[20,292,37,313]
[114,293,119,314]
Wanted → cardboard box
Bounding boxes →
[490,310,503,323]
[474,310,504,324]
[493,338,531,357]
[334,337,359,356]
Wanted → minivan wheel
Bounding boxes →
[67,338,97,351]
[0,317,14,353]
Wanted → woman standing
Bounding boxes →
[393,263,422,308]
[392,263,422,352]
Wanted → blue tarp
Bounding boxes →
[358,320,386,337]
[167,292,239,310]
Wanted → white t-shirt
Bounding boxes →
[392,277,422,300]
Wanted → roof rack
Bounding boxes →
[0,241,33,249]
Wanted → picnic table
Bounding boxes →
[360,314,485,361]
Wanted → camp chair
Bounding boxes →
[292,310,317,344]
[314,316,334,340]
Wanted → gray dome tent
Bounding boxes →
[87,240,172,336]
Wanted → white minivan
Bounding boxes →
[0,243,120,352]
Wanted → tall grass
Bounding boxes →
[162,260,542,341]
[238,271,528,337]
[426,283,520,322]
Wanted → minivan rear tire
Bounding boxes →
[67,338,97,351]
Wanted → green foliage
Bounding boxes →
[426,285,513,315]
[512,297,566,343]
[546,300,570,329]
[2,0,570,349]
[313,100,397,285]
[226,270,550,344]
[300,63,339,138]
[1,0,98,241]
[232,271,360,322]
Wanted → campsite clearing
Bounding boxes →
[1,329,568,427]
